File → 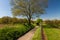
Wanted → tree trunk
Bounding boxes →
[28,3,31,25]
[28,17,31,25]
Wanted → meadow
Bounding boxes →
[0,24,34,40]
[44,28,60,40]
[32,27,60,40]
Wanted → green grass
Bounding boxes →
[44,28,60,40]
[32,27,42,40]
[0,24,34,40]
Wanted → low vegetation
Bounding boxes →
[44,28,60,40]
[44,20,60,28]
[0,24,34,40]
[32,28,42,40]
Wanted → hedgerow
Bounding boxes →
[0,24,34,40]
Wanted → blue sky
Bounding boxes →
[0,0,60,20]
[41,0,60,20]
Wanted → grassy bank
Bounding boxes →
[44,28,60,40]
[0,24,34,40]
[32,27,42,40]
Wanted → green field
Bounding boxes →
[32,27,42,40]
[32,27,60,40]
[0,24,34,40]
[44,28,60,40]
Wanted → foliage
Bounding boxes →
[0,16,28,24]
[11,17,19,24]
[0,24,34,40]
[36,18,43,23]
[11,0,48,24]
[0,18,2,24]
[36,18,43,25]
[1,16,12,24]
[44,20,60,28]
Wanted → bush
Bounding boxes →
[1,16,12,24]
[44,20,60,28]
[0,24,34,40]
[0,18,2,24]
[36,18,43,26]
[0,16,28,24]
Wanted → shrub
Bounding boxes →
[44,20,60,28]
[36,18,43,26]
[0,24,34,40]
[1,16,12,24]
[0,16,28,24]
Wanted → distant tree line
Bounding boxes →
[43,20,60,28]
[1,16,60,28]
[0,16,28,24]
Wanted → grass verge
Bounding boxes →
[32,27,42,40]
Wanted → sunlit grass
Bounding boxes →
[0,24,34,40]
[44,28,60,40]
[32,27,42,40]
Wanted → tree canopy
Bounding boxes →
[11,0,48,24]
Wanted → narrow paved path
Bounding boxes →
[17,26,38,40]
